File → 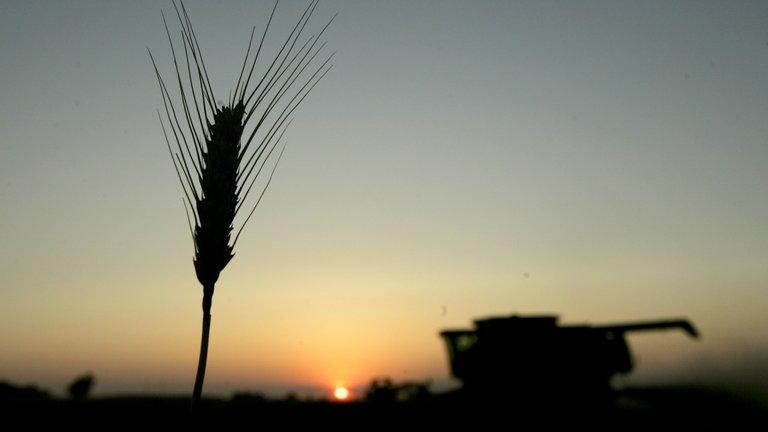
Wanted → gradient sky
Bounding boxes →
[1,0,767,397]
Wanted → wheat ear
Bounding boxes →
[149,0,334,415]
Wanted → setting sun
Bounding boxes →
[334,387,350,401]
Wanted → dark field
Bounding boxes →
[3,386,766,430]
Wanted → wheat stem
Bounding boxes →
[191,283,213,415]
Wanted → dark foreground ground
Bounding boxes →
[2,386,766,430]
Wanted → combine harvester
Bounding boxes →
[440,314,699,402]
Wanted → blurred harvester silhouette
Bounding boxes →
[440,314,699,402]
[149,0,334,414]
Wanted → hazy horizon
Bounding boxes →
[1,0,767,398]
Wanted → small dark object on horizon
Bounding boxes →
[67,373,95,401]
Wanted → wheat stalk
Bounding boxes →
[148,0,334,415]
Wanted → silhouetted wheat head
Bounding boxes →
[149,0,334,414]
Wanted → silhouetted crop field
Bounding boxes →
[3,385,766,430]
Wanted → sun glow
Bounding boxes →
[333,386,350,401]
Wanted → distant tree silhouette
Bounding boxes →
[149,0,334,416]
[365,377,431,404]
[67,373,95,401]
[0,381,50,401]
[284,392,300,403]
[366,377,397,404]
[231,391,267,404]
